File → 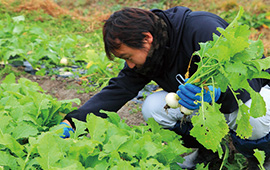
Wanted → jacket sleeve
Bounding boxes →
[183,11,270,114]
[64,64,150,128]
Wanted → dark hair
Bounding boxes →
[103,8,157,60]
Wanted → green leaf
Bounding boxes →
[226,6,244,29]
[0,151,19,169]
[35,132,65,169]
[214,71,229,92]
[68,139,100,161]
[29,26,45,35]
[60,98,81,106]
[208,44,231,62]
[85,155,109,169]
[9,105,25,121]
[18,78,44,94]
[253,149,265,169]
[1,84,20,93]
[157,138,189,165]
[2,73,16,84]
[103,135,129,153]
[11,121,39,139]
[56,158,85,169]
[235,101,253,139]
[190,102,229,152]
[249,89,266,118]
[146,118,162,134]
[72,118,87,138]
[118,140,141,157]
[139,134,162,159]
[36,98,51,121]
[86,114,108,142]
[226,72,247,91]
[13,24,24,34]
[246,57,270,73]
[105,110,121,124]
[101,110,131,130]
[0,114,12,133]
[110,159,135,170]
[139,158,168,170]
[224,60,248,76]
[12,15,25,23]
[0,129,25,158]
[251,71,270,80]
[194,41,213,58]
[243,39,264,61]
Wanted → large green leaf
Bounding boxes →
[0,130,25,158]
[86,114,109,142]
[235,101,253,139]
[0,151,19,169]
[190,103,229,152]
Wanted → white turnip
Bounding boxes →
[164,92,194,127]
[60,57,68,65]
[164,92,193,115]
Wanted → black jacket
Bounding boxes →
[65,6,270,127]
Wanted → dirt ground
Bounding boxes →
[19,72,146,126]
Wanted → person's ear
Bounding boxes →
[142,32,153,44]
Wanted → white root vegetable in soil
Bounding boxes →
[60,57,68,65]
[164,92,193,126]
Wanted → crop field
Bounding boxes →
[0,0,270,169]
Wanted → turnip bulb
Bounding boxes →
[165,92,180,109]
[180,105,193,116]
[60,57,68,65]
[164,92,193,116]
[164,92,194,127]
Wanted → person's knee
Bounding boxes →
[142,91,167,122]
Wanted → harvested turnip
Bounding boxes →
[165,92,180,109]
[164,92,194,127]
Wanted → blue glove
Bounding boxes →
[176,83,221,110]
[60,122,74,139]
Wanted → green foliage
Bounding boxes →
[187,7,270,153]
[0,65,23,79]
[254,149,266,170]
[84,49,125,90]
[0,14,85,68]
[0,9,123,86]
[0,73,79,136]
[221,10,270,29]
[0,74,190,169]
[190,102,229,154]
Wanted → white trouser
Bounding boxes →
[142,86,270,140]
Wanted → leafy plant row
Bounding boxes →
[0,73,190,169]
[0,12,124,89]
[220,10,270,29]
[0,15,86,68]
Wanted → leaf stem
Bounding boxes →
[228,86,240,105]
[21,147,33,170]
[187,64,219,85]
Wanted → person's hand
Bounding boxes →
[176,83,221,110]
[60,122,74,139]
